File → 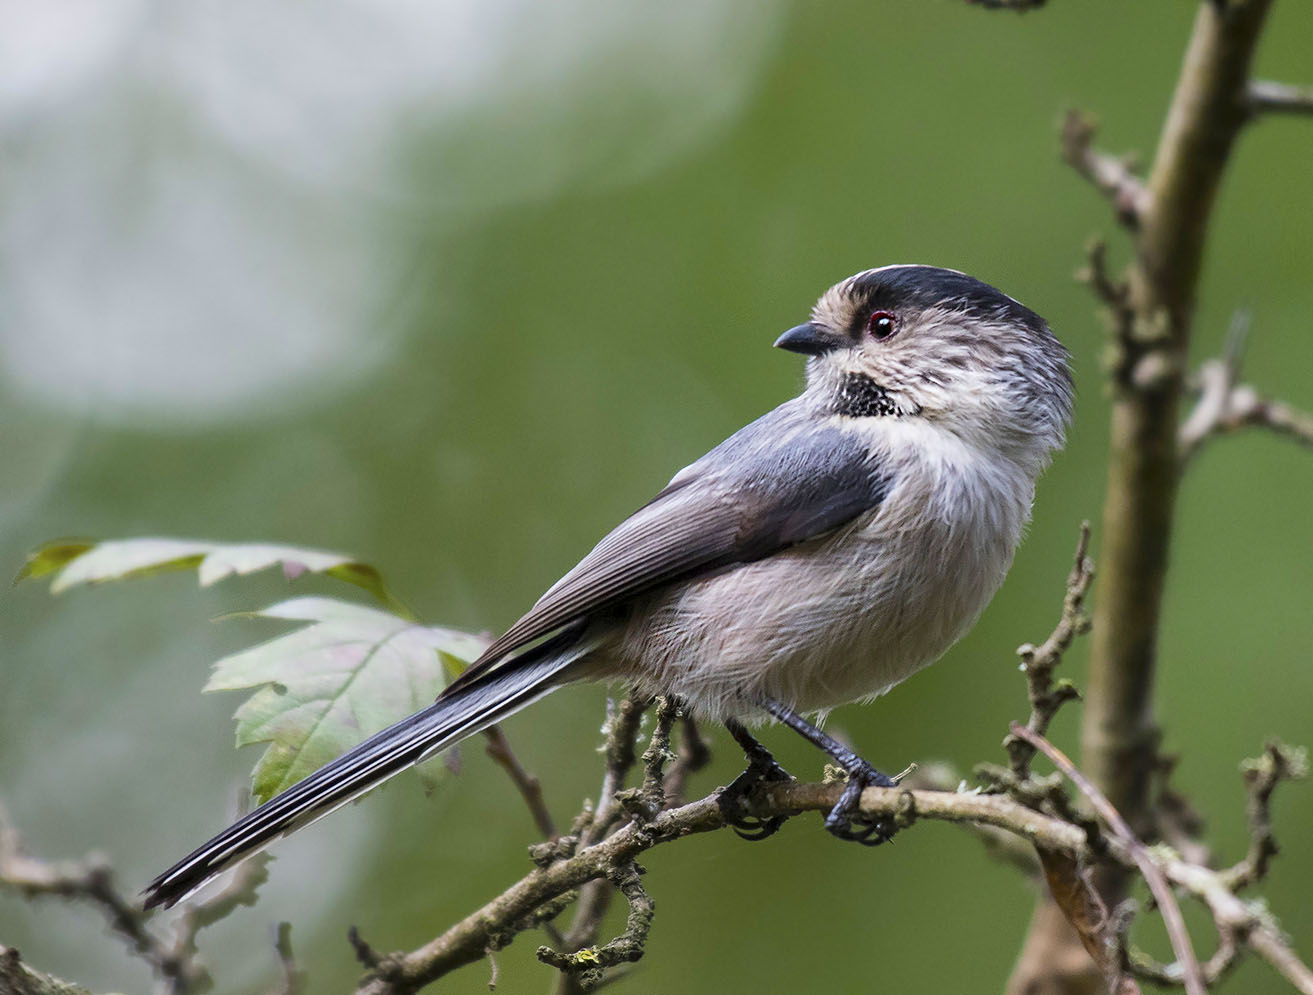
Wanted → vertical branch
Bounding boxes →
[1083,0,1271,852]
[1014,6,1275,992]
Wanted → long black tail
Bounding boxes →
[143,632,583,909]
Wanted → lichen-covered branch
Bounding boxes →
[0,948,93,995]
[536,862,653,989]
[342,501,1313,994]
[545,695,653,995]
[6,557,1309,995]
[662,716,711,808]
[353,782,1089,995]
[352,736,1312,995]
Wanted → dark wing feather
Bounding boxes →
[443,406,891,696]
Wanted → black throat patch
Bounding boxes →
[832,373,902,418]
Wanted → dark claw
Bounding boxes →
[823,760,898,847]
[718,748,794,842]
[729,815,783,842]
[827,817,895,846]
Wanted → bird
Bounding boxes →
[143,264,1073,909]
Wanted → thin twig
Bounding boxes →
[964,0,1047,10]
[1180,313,1313,461]
[1179,309,1249,460]
[589,696,652,845]
[1061,110,1149,229]
[1150,754,1213,870]
[663,716,711,807]
[483,726,557,840]
[348,925,383,969]
[537,862,653,991]
[1247,929,1313,995]
[1078,239,1131,317]
[1223,393,1313,451]
[1009,724,1206,995]
[617,697,680,822]
[1247,80,1313,118]
[1168,854,1313,995]
[1223,741,1308,891]
[1005,522,1094,778]
[0,803,209,993]
[167,851,270,990]
[270,922,304,995]
[1126,907,1241,989]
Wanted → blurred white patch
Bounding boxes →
[0,0,784,427]
[0,0,145,120]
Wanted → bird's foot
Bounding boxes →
[824,760,899,847]
[718,743,794,842]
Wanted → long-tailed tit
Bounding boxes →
[144,264,1073,909]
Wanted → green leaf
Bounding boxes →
[20,537,472,799]
[207,597,489,803]
[14,540,96,583]
[19,537,411,616]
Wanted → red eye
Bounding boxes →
[867,310,897,340]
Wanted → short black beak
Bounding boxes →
[774,322,841,356]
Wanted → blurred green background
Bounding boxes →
[3,2,1311,992]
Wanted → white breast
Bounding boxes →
[607,418,1035,720]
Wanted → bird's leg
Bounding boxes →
[763,699,899,847]
[718,717,793,841]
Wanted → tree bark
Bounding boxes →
[1012,2,1275,990]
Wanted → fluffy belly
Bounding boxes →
[605,505,1017,719]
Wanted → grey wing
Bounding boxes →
[442,410,892,696]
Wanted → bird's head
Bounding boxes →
[777,265,1073,465]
